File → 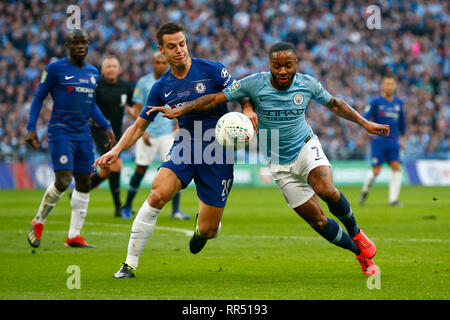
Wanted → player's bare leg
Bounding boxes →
[293,194,360,253]
[388,161,403,207]
[115,168,181,278]
[27,170,71,248]
[189,200,224,254]
[65,173,95,248]
[308,165,377,260]
[360,165,381,205]
[294,194,376,275]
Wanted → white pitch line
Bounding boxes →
[9,221,450,243]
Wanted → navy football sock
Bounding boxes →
[326,191,360,238]
[125,171,144,208]
[90,173,105,189]
[316,217,361,255]
[109,171,121,209]
[172,191,181,214]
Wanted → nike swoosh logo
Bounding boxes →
[259,97,269,101]
[65,76,75,80]
[164,90,173,97]
[314,157,323,161]
[355,239,372,249]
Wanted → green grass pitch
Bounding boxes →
[0,186,448,300]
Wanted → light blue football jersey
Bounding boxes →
[224,72,332,164]
[133,73,175,137]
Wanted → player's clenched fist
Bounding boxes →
[363,121,390,137]
[25,130,40,150]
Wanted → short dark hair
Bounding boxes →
[269,42,295,58]
[65,28,88,43]
[157,23,185,46]
[382,73,396,81]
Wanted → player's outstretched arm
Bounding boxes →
[93,117,150,169]
[325,97,390,136]
[147,92,229,119]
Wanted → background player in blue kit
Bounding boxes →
[360,75,406,207]
[93,23,250,278]
[122,52,189,220]
[26,29,114,249]
[151,42,391,276]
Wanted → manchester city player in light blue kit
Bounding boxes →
[359,75,406,207]
[152,42,391,276]
[26,29,114,249]
[122,52,190,220]
[94,23,250,278]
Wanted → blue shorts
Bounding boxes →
[371,140,401,167]
[49,138,95,174]
[160,140,234,208]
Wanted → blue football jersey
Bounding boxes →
[139,57,234,135]
[364,95,406,142]
[27,57,111,141]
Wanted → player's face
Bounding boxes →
[269,51,297,90]
[66,35,89,61]
[381,78,396,96]
[152,55,169,77]
[158,32,189,67]
[101,58,120,81]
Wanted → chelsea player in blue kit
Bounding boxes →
[26,29,114,249]
[360,75,406,207]
[152,42,391,276]
[122,52,189,220]
[94,23,250,278]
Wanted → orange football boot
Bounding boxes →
[27,220,44,248]
[65,235,95,248]
[352,230,376,258]
[356,254,378,275]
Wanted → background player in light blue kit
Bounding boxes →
[94,23,250,278]
[360,75,406,207]
[152,42,391,276]
[26,29,114,249]
[122,52,189,220]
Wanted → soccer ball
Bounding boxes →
[215,112,254,150]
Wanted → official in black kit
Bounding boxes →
[90,55,134,217]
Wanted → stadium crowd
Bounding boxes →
[0,0,449,161]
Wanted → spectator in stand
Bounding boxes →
[0,0,448,161]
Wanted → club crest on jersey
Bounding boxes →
[59,155,68,165]
[194,82,206,94]
[90,75,96,85]
[293,93,304,105]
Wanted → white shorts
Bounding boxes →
[268,136,331,209]
[135,134,174,166]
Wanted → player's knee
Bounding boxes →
[198,225,219,239]
[136,165,147,175]
[310,215,328,231]
[99,169,110,179]
[149,188,169,209]
[54,175,72,192]
[315,184,339,202]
